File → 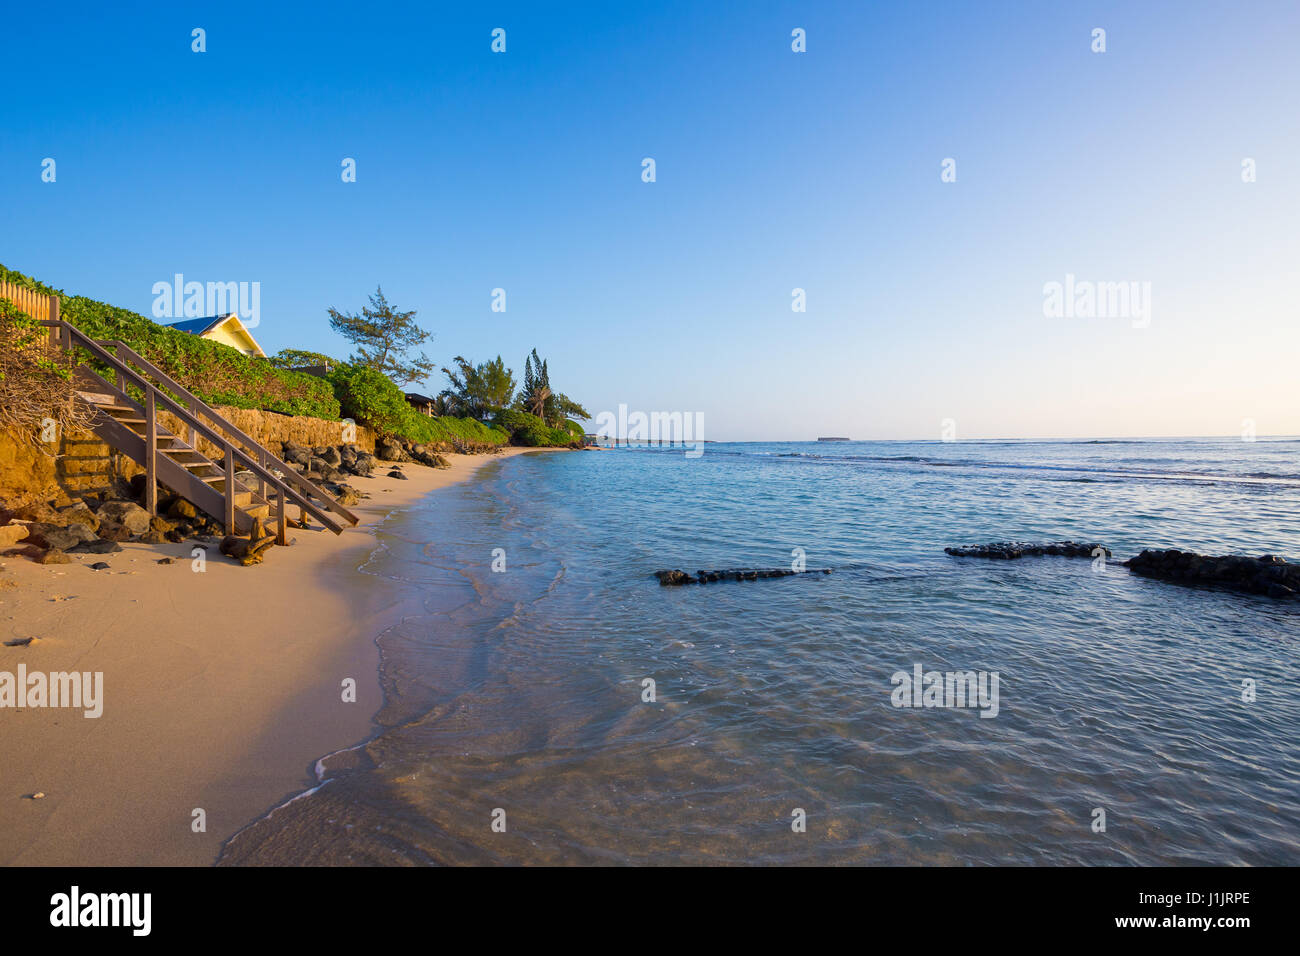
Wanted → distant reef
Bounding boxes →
[655,567,833,585]
[655,542,1300,602]
[945,539,1299,601]
[944,541,1108,560]
[1125,549,1299,600]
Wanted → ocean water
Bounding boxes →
[219,439,1300,865]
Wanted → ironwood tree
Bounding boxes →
[327,286,436,386]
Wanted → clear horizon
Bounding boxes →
[3,0,1296,441]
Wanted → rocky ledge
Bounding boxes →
[0,439,398,567]
[1125,549,1300,600]
[655,567,833,585]
[944,541,1111,560]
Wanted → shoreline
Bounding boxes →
[0,446,546,866]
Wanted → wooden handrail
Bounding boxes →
[40,319,356,535]
[103,340,359,527]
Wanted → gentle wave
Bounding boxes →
[219,441,1300,866]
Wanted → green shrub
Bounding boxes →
[328,362,508,451]
[327,364,409,433]
[0,264,340,419]
[492,409,578,447]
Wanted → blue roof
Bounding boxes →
[162,315,234,335]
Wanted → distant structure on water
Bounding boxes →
[817,436,850,442]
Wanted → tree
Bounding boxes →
[516,348,552,420]
[515,348,589,426]
[440,355,516,419]
[267,348,341,370]
[327,286,436,386]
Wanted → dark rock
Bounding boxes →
[655,567,833,586]
[655,569,696,586]
[375,437,409,462]
[324,483,363,506]
[10,502,62,524]
[58,505,101,533]
[406,444,450,468]
[95,500,151,535]
[127,473,162,502]
[945,541,1110,560]
[281,441,312,467]
[95,520,133,542]
[1125,549,1300,599]
[69,539,123,555]
[26,522,98,552]
[387,469,408,480]
[167,498,198,520]
[157,558,174,565]
[88,562,110,571]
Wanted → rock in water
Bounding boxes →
[944,541,1110,560]
[655,567,833,586]
[655,569,696,586]
[1125,549,1300,599]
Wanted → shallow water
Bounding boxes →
[220,439,1300,865]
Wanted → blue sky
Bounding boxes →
[3,1,1297,440]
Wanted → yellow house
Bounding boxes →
[163,314,266,358]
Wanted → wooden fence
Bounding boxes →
[0,279,60,322]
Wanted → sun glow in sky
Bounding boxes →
[3,1,1297,439]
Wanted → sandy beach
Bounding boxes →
[0,447,542,866]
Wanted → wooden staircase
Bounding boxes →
[42,317,359,544]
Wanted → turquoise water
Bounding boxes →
[220,439,1300,865]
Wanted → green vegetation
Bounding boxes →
[440,355,515,418]
[328,286,435,386]
[0,295,97,445]
[491,408,577,447]
[328,362,508,451]
[267,348,340,370]
[0,264,340,419]
[1,266,590,453]
[516,348,590,426]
